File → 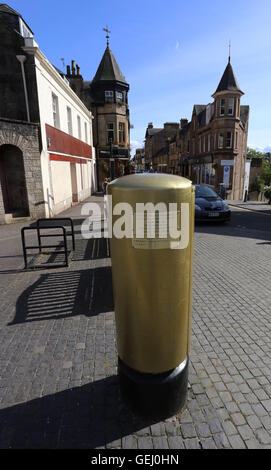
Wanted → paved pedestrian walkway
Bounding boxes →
[0,197,271,449]
[228,201,271,215]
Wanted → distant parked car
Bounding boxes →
[195,185,231,222]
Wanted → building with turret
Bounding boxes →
[66,37,130,189]
[145,57,249,200]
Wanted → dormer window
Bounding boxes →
[220,99,225,116]
[228,98,234,116]
[19,18,33,38]
[105,91,114,103]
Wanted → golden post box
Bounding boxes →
[108,173,195,419]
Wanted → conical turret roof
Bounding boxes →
[92,46,127,85]
[214,59,243,95]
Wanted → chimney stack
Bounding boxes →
[180,118,188,129]
[76,64,81,76]
[66,65,71,76]
[148,122,153,129]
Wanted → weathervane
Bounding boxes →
[103,26,111,47]
[228,40,231,62]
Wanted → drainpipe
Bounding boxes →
[16,55,30,123]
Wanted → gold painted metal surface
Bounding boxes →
[108,174,195,374]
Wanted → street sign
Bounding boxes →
[223,166,230,188]
[221,160,234,167]
[243,160,251,201]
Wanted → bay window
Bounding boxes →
[226,132,233,149]
[218,133,224,149]
[107,123,114,143]
[105,91,114,103]
[220,99,225,116]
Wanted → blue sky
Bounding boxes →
[10,0,271,154]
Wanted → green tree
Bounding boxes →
[261,160,271,186]
[247,148,264,159]
[250,176,265,193]
[264,187,271,204]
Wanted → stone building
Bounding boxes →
[134,148,145,172]
[145,122,179,172]
[0,4,96,224]
[65,37,130,189]
[145,58,250,200]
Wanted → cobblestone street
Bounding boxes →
[0,198,271,449]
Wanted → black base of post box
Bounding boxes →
[118,357,189,420]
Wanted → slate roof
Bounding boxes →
[179,122,191,136]
[92,46,127,84]
[0,3,20,15]
[147,128,163,137]
[194,105,206,115]
[53,65,65,77]
[0,3,34,34]
[83,80,92,89]
[198,109,207,128]
[214,60,243,94]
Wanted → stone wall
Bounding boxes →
[0,118,46,223]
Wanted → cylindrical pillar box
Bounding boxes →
[108,174,195,419]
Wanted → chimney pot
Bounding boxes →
[71,60,76,76]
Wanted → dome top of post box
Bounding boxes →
[109,173,192,190]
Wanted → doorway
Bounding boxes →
[0,144,29,216]
[70,163,78,204]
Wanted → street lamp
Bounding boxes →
[109,138,115,180]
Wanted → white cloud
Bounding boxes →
[130,139,142,156]
[250,145,271,153]
[175,41,180,50]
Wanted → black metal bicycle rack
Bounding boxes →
[21,218,75,270]
[37,218,75,252]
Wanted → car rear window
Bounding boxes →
[196,186,218,198]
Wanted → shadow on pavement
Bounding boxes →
[0,376,155,449]
[71,238,109,261]
[0,237,109,274]
[10,266,114,325]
